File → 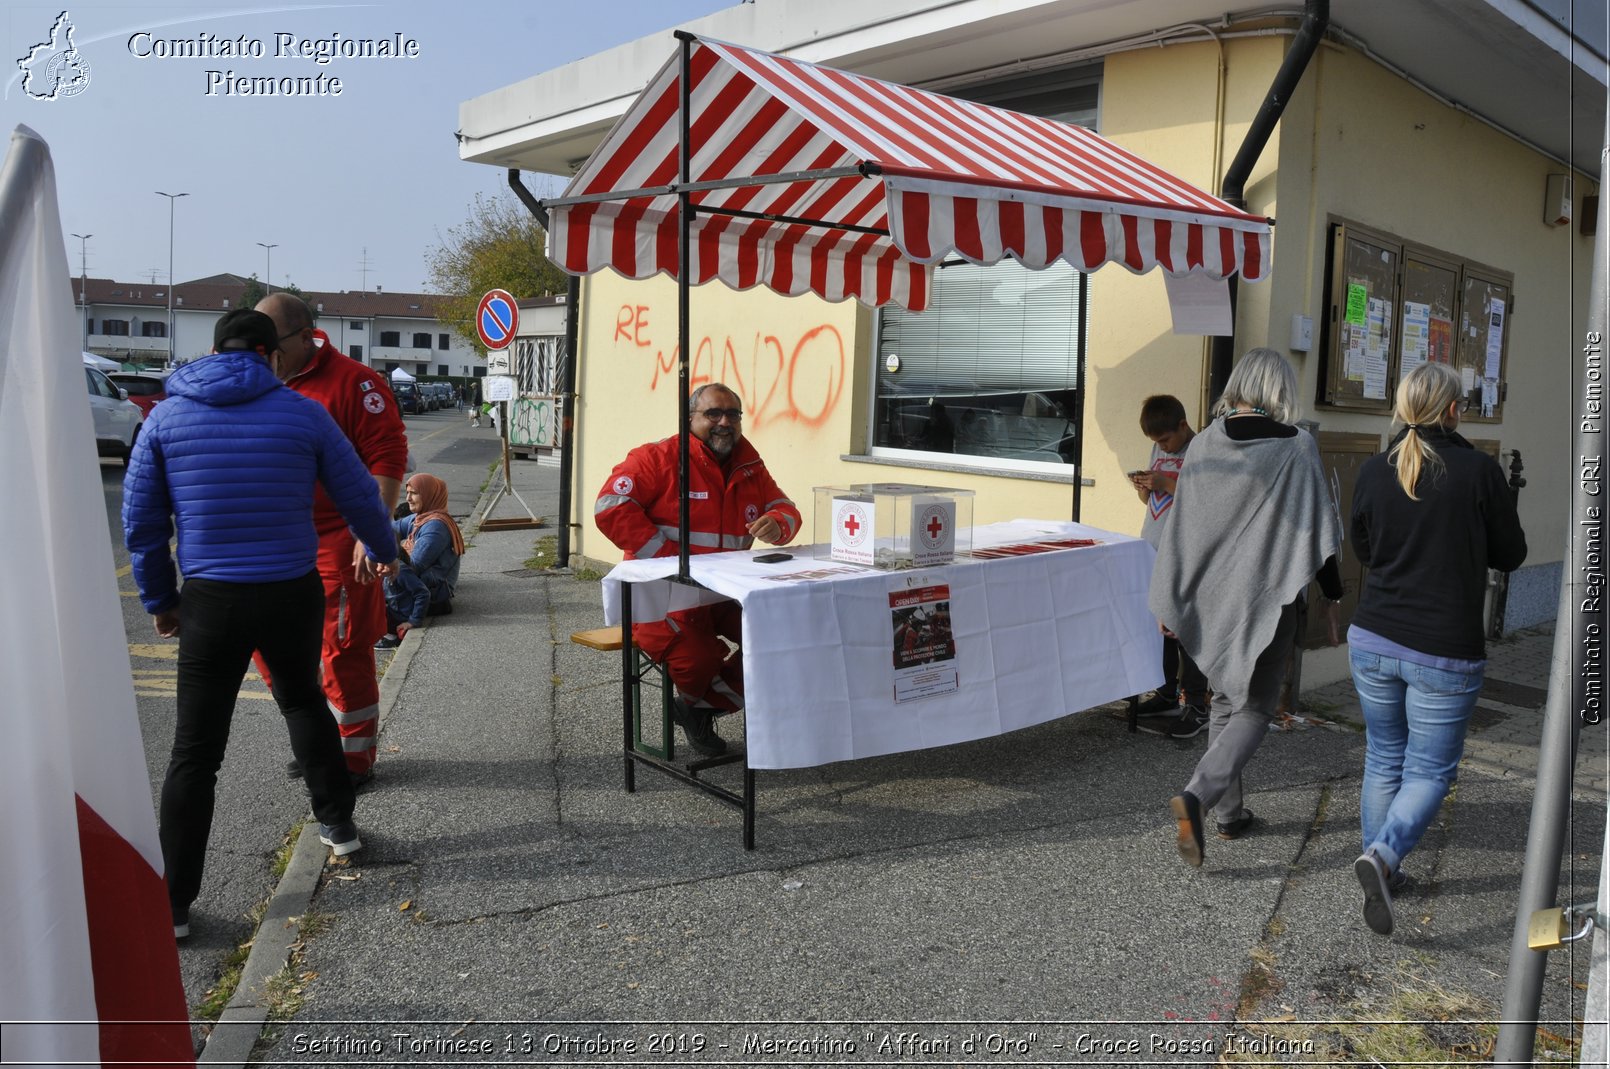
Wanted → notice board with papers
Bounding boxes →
[1320,219,1512,421]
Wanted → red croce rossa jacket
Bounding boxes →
[284,329,409,537]
[595,435,800,560]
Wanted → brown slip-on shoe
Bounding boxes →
[1170,792,1204,867]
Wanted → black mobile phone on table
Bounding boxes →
[752,552,792,563]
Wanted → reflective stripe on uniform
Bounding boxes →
[595,494,633,514]
[656,524,727,549]
[331,702,378,727]
[637,532,668,558]
[341,735,376,753]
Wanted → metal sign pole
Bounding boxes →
[1493,104,1608,1064]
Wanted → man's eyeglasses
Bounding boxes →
[277,330,303,345]
[700,407,743,423]
[1457,398,1473,414]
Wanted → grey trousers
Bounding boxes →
[1185,597,1301,824]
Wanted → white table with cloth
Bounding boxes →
[601,519,1164,770]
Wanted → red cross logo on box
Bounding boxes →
[837,502,868,546]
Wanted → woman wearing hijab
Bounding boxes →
[1149,348,1345,870]
[378,473,465,649]
[1347,362,1526,935]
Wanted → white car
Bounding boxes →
[84,358,143,466]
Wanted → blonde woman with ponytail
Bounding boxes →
[1346,362,1527,937]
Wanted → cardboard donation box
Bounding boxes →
[814,483,975,568]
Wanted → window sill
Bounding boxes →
[841,452,1092,486]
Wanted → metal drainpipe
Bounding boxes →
[1208,0,1329,402]
[506,169,580,566]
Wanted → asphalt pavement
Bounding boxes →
[121,410,1606,1067]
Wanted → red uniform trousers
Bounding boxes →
[632,601,744,714]
[255,528,386,773]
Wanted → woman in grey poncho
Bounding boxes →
[1148,348,1345,868]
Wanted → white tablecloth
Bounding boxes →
[602,520,1163,769]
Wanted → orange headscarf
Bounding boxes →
[405,473,465,558]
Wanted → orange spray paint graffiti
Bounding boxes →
[614,303,847,429]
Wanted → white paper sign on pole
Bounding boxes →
[485,349,511,376]
[484,374,516,402]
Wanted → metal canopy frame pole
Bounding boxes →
[1071,270,1089,522]
[676,31,693,583]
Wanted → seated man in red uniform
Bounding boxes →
[595,383,800,756]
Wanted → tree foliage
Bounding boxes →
[426,192,567,355]
[235,275,306,310]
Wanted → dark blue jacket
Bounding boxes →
[122,350,398,614]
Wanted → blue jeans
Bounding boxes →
[1350,648,1484,873]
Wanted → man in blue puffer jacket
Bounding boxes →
[123,309,399,940]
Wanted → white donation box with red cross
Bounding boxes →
[815,484,974,569]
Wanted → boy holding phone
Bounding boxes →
[1129,395,1211,737]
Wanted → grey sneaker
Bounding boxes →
[1164,704,1209,739]
[1354,850,1395,935]
[318,821,363,857]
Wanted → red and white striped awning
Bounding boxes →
[546,36,1271,311]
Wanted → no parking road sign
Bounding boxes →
[476,289,519,351]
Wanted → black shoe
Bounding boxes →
[671,700,727,756]
[374,634,401,651]
[1135,691,1181,715]
[1354,850,1395,935]
[350,767,375,790]
[1216,809,1257,840]
[1387,867,1415,894]
[1164,704,1209,739]
[1170,791,1205,868]
[1136,712,1187,736]
[285,758,303,779]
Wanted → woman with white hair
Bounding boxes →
[1150,348,1344,870]
[1346,361,1526,935]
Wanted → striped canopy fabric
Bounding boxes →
[548,36,1272,311]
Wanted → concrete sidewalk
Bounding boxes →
[204,452,1606,1066]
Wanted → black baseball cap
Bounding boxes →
[213,308,279,354]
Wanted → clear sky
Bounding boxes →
[4,0,737,294]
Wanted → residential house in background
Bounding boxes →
[72,272,484,379]
[458,0,1604,689]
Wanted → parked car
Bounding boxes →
[391,380,426,415]
[108,371,170,417]
[84,358,143,466]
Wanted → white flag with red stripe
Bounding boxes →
[0,125,192,1066]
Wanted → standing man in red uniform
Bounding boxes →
[595,383,800,756]
[258,293,408,782]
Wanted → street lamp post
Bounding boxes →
[256,242,278,296]
[69,232,91,350]
[156,191,188,365]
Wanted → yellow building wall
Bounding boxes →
[1085,38,1285,534]
[1266,43,1589,574]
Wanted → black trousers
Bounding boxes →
[1161,633,1211,706]
[161,572,355,910]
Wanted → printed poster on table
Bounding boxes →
[890,585,958,703]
